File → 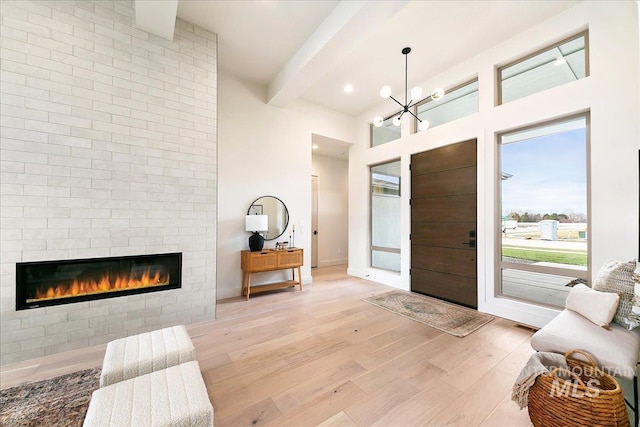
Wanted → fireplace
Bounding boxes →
[16,253,182,310]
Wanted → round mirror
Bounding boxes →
[247,196,289,241]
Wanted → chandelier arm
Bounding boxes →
[406,109,421,121]
[388,95,405,109]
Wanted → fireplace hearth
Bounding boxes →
[16,253,181,310]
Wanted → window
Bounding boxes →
[371,160,401,272]
[498,31,588,104]
[371,116,401,147]
[498,114,589,308]
[414,80,478,131]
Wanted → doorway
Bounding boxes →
[311,175,318,268]
[311,135,350,273]
[410,139,477,308]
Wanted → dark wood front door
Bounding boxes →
[410,139,477,308]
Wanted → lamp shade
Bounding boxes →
[245,215,268,232]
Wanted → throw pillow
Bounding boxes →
[593,259,640,330]
[565,283,620,327]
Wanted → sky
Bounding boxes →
[501,127,587,216]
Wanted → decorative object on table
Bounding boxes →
[245,214,268,252]
[247,196,289,241]
[373,47,444,131]
[0,367,101,427]
[526,350,629,427]
[275,241,289,250]
[291,223,295,248]
[362,290,494,337]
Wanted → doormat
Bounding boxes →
[0,367,100,427]
[363,290,494,337]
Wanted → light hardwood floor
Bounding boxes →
[1,265,538,426]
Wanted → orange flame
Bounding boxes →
[28,268,170,303]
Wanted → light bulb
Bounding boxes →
[392,116,401,126]
[410,86,423,101]
[431,87,444,101]
[418,120,429,132]
[373,116,384,128]
[379,85,392,99]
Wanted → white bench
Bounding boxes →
[100,325,195,387]
[531,309,640,426]
[84,361,213,427]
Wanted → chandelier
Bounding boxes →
[373,47,444,132]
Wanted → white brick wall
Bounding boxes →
[0,0,217,364]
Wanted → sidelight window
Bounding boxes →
[371,160,401,272]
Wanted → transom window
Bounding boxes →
[371,116,401,147]
[498,31,588,104]
[413,79,478,131]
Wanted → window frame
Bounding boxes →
[496,30,590,106]
[369,158,402,272]
[494,112,591,308]
[412,78,479,133]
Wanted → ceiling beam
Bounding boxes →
[134,0,178,41]
[267,0,408,109]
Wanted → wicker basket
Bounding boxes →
[528,350,629,427]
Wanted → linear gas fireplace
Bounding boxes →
[16,253,182,310]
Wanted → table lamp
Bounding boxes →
[245,215,268,252]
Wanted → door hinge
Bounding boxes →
[409,268,412,275]
[409,198,412,206]
[409,233,411,241]
[409,164,412,171]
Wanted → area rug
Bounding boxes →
[0,367,100,427]
[363,290,494,337]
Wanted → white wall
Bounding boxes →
[311,154,348,267]
[348,1,639,328]
[217,71,354,300]
[0,0,217,364]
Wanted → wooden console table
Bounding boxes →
[240,248,303,301]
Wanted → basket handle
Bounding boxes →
[564,350,605,375]
[549,367,587,388]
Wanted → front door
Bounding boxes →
[410,139,477,308]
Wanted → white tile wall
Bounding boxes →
[0,0,217,364]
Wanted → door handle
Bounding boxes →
[461,240,476,248]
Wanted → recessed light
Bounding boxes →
[554,58,567,66]
[343,84,354,94]
[312,144,319,150]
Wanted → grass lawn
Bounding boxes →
[502,247,587,266]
